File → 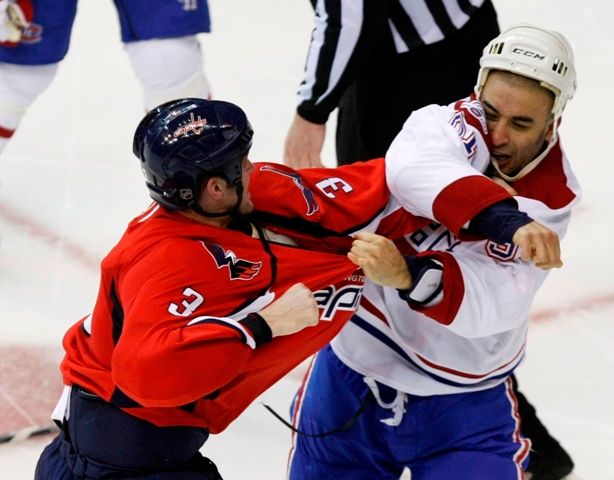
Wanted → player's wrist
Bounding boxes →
[393,270,412,291]
[239,312,273,347]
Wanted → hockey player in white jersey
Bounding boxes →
[287,25,580,480]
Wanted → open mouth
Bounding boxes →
[492,153,512,168]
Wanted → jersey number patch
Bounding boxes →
[168,287,204,317]
[485,241,518,262]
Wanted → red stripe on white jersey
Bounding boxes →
[359,296,390,327]
[415,342,525,380]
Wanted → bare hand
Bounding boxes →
[512,221,562,270]
[283,113,325,168]
[347,232,411,289]
[259,283,319,337]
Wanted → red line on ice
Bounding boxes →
[0,201,100,271]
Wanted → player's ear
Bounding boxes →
[202,176,226,198]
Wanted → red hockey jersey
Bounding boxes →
[61,204,365,433]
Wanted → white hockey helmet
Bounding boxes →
[475,24,577,121]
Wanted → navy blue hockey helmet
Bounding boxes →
[133,98,254,211]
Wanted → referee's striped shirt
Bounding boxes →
[297,0,490,123]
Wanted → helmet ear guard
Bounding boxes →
[475,24,577,121]
[146,170,200,211]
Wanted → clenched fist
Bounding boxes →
[259,283,319,337]
[512,221,562,270]
[347,232,411,289]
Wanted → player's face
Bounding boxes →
[481,72,555,177]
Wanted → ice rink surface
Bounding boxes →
[0,0,613,478]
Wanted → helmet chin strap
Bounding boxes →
[491,123,559,183]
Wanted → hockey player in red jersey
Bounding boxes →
[32,98,366,479]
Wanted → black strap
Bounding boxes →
[262,393,371,438]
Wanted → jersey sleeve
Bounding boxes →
[250,160,391,234]
[386,101,513,236]
[110,239,269,408]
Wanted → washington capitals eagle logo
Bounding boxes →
[202,242,262,280]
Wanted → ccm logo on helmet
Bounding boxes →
[511,47,545,60]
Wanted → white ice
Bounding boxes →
[0,0,613,478]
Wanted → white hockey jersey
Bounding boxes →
[331,96,582,395]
